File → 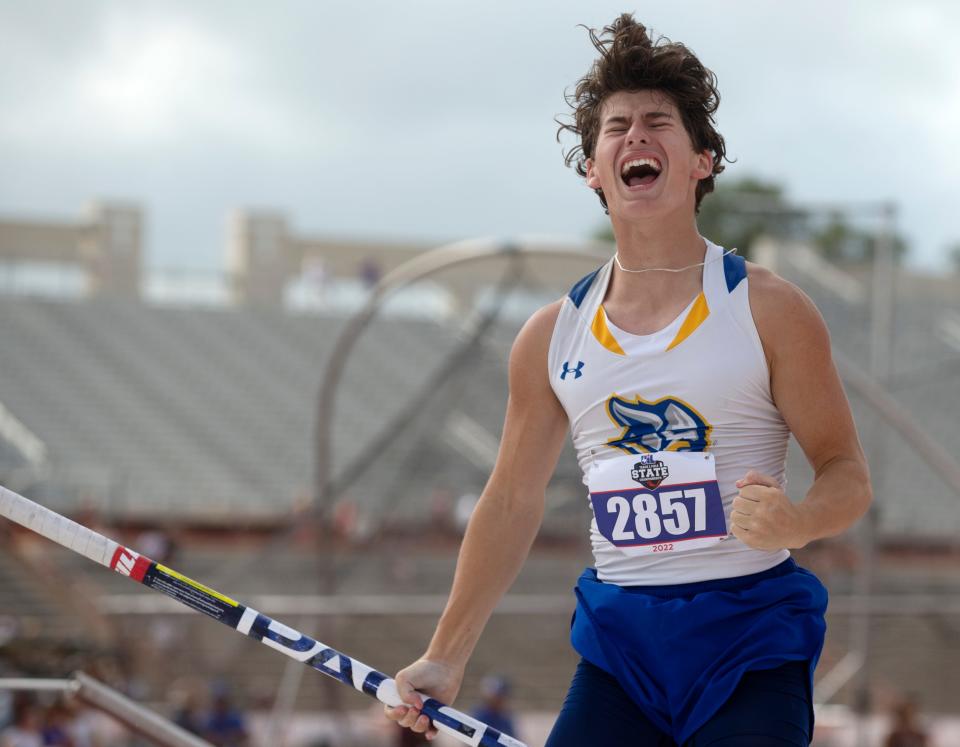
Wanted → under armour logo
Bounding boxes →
[561,361,585,380]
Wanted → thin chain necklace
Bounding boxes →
[614,246,738,273]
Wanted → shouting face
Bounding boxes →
[585,90,712,220]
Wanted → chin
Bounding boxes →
[612,191,689,221]
[612,198,672,221]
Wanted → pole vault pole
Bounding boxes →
[0,485,527,747]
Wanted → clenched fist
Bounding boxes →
[729,470,811,550]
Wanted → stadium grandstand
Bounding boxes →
[0,203,959,746]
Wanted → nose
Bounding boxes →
[626,121,649,146]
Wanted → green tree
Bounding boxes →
[695,177,800,260]
[813,216,908,264]
[948,242,960,273]
[592,176,798,260]
[592,175,909,264]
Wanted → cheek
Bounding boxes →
[671,151,705,180]
[595,135,621,163]
[591,149,617,186]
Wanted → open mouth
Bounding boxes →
[620,157,663,188]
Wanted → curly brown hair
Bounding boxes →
[557,14,727,213]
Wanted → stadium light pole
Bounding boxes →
[729,195,898,741]
[852,201,896,747]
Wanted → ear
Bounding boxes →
[692,150,712,180]
[585,158,601,190]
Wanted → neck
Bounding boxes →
[609,212,704,270]
[605,210,706,312]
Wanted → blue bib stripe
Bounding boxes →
[568,267,601,308]
[722,252,747,293]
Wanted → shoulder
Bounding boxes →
[512,298,564,354]
[745,262,832,370]
[510,298,565,373]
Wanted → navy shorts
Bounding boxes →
[546,656,812,746]
[568,558,827,743]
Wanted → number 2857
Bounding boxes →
[607,488,707,540]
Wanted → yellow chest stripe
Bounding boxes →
[591,306,626,356]
[666,292,710,351]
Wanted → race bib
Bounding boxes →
[588,451,727,555]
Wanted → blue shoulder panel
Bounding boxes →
[568,267,601,308]
[722,252,747,293]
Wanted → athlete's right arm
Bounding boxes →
[384,299,569,739]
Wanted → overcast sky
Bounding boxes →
[1,1,958,272]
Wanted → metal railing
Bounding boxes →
[0,672,211,747]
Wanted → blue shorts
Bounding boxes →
[565,558,827,744]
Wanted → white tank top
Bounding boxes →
[548,239,790,585]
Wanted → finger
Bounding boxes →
[742,470,779,488]
[395,675,423,709]
[399,707,422,729]
[736,470,780,489]
[737,488,760,502]
[412,714,432,733]
[738,484,774,502]
[731,496,753,513]
[384,705,406,722]
[731,523,762,549]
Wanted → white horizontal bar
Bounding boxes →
[99,593,575,616]
[0,678,76,692]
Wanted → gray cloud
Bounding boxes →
[1,1,957,270]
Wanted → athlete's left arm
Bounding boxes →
[729,264,873,551]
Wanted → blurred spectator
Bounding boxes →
[0,687,12,731]
[0,697,42,747]
[204,684,249,747]
[472,676,518,741]
[135,529,175,565]
[884,697,929,747]
[60,702,94,747]
[360,258,381,289]
[172,693,205,737]
[40,702,74,747]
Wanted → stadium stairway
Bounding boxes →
[0,297,494,522]
[0,535,111,649]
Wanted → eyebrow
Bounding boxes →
[602,111,674,127]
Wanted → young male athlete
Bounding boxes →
[385,14,872,745]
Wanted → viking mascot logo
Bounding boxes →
[606,394,712,454]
